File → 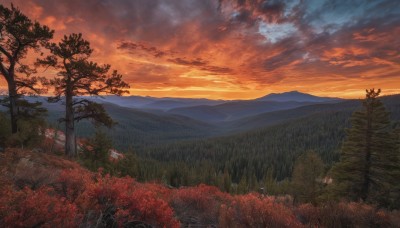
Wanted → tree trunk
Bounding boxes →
[65,92,76,157]
[7,76,18,134]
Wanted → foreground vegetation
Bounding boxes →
[1,149,399,227]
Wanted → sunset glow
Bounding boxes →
[1,0,399,99]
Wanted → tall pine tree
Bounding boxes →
[0,4,53,134]
[331,89,399,207]
[38,33,129,157]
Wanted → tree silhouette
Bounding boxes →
[0,4,53,134]
[331,89,399,207]
[38,33,129,157]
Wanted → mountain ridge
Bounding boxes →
[255,90,341,102]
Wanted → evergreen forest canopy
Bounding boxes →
[0,3,400,217]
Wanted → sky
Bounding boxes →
[1,0,399,99]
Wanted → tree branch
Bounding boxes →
[72,98,91,106]
[0,45,12,61]
[0,62,9,80]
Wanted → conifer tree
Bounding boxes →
[0,4,53,134]
[331,89,399,207]
[38,33,129,157]
[291,151,324,204]
[81,129,113,172]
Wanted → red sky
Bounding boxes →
[1,0,399,99]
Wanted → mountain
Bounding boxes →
[168,100,315,122]
[84,96,226,111]
[73,103,217,149]
[256,91,341,103]
[223,100,358,133]
[168,105,228,122]
[74,91,339,113]
[142,98,226,110]
[16,97,217,150]
[167,91,342,122]
[141,94,400,181]
[2,94,398,157]
[86,95,158,108]
[225,94,399,133]
[16,91,338,117]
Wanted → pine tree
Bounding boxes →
[331,89,400,207]
[81,129,113,172]
[291,151,324,205]
[0,4,53,134]
[37,33,129,157]
[223,168,231,193]
[116,151,140,178]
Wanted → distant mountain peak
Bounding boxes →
[256,91,340,103]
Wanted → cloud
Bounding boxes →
[1,0,399,99]
[117,41,170,58]
[168,58,208,66]
[200,65,233,74]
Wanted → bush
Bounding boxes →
[0,187,80,227]
[64,170,179,227]
[171,184,231,226]
[219,193,302,228]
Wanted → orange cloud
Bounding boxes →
[0,0,399,100]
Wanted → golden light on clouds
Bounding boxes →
[0,0,399,99]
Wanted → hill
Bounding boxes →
[22,97,217,150]
[15,94,398,151]
[256,90,340,102]
[168,100,316,122]
[223,100,358,133]
[139,94,400,182]
[73,104,217,150]
[85,95,226,111]
[224,94,400,133]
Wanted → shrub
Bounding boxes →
[0,187,80,227]
[76,170,179,227]
[219,193,302,228]
[171,184,231,226]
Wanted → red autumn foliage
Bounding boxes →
[172,184,231,212]
[60,170,179,227]
[219,193,302,228]
[0,186,80,227]
[171,184,232,226]
[1,149,399,227]
[55,168,93,202]
[116,188,179,227]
